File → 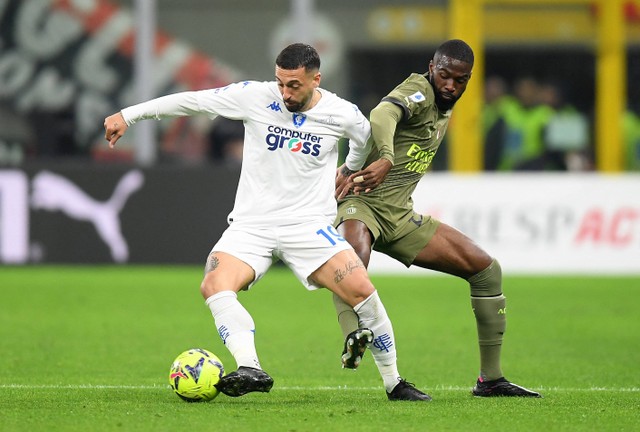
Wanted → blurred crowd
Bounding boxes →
[482,74,640,172]
[482,75,591,171]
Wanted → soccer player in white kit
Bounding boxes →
[104,44,430,401]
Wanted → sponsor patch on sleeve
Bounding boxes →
[408,91,426,103]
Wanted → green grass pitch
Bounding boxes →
[1,266,638,431]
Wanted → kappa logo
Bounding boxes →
[267,101,282,112]
[31,170,144,262]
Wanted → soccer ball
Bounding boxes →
[169,348,225,402]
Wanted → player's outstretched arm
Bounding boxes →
[103,112,129,148]
[103,92,203,149]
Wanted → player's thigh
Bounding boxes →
[336,219,374,266]
[413,222,492,278]
[201,251,255,296]
[374,212,439,267]
[277,220,354,290]
[201,224,274,296]
[310,249,375,307]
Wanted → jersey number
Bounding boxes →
[316,225,346,246]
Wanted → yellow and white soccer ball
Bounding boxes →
[169,348,225,402]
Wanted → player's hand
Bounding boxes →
[350,158,393,195]
[335,164,354,199]
[103,112,128,148]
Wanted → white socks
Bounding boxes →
[354,291,400,392]
[205,291,261,370]
[206,289,401,392]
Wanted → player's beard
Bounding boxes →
[284,101,303,112]
[429,74,459,111]
[283,91,313,113]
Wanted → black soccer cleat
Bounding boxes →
[386,379,432,402]
[215,366,274,397]
[341,328,373,369]
[472,377,542,398]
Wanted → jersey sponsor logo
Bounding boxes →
[408,91,426,103]
[405,143,436,174]
[292,113,307,128]
[267,101,283,112]
[265,125,322,157]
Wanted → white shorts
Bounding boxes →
[210,219,353,290]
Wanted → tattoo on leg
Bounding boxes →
[205,254,220,273]
[334,259,365,284]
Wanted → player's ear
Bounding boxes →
[313,71,321,87]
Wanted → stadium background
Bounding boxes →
[0,0,638,275]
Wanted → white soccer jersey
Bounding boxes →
[122,81,371,226]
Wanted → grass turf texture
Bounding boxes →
[1,266,638,431]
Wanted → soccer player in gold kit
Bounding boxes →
[335,39,541,398]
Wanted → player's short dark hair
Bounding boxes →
[435,39,474,66]
[276,43,321,71]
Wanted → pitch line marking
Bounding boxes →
[1,384,638,392]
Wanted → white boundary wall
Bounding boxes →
[369,173,640,275]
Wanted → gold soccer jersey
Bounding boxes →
[358,73,451,211]
[336,73,447,262]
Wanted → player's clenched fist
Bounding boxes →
[103,112,128,148]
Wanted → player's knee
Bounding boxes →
[469,258,502,297]
[199,273,213,299]
[343,278,376,306]
[329,273,375,307]
[200,271,225,299]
